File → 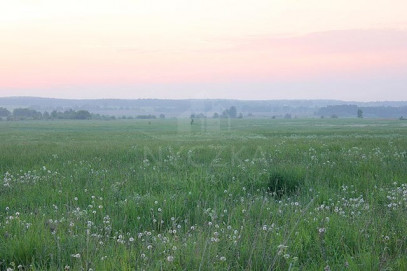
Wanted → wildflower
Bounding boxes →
[220,256,226,261]
[167,255,174,262]
[71,253,81,258]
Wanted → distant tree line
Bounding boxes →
[191,106,243,120]
[0,107,114,121]
[317,105,407,119]
[50,109,91,120]
[119,114,165,119]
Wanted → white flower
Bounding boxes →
[262,225,267,231]
[318,228,326,234]
[220,256,226,261]
[167,255,174,262]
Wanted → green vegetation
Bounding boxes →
[3,108,98,121]
[1,118,407,270]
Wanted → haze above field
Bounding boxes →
[1,0,407,101]
[1,97,407,119]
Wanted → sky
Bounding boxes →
[0,0,406,101]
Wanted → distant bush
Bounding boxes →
[0,107,10,117]
[267,168,304,197]
[12,108,42,120]
[74,110,92,120]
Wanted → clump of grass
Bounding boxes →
[267,168,305,197]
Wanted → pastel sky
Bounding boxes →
[1,0,406,100]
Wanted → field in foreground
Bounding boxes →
[1,119,407,270]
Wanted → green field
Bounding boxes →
[1,119,407,270]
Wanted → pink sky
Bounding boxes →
[1,0,407,100]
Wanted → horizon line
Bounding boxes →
[1,96,407,103]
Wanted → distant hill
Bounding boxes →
[1,97,407,119]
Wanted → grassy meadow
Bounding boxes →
[1,118,407,270]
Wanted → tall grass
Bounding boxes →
[1,119,406,270]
